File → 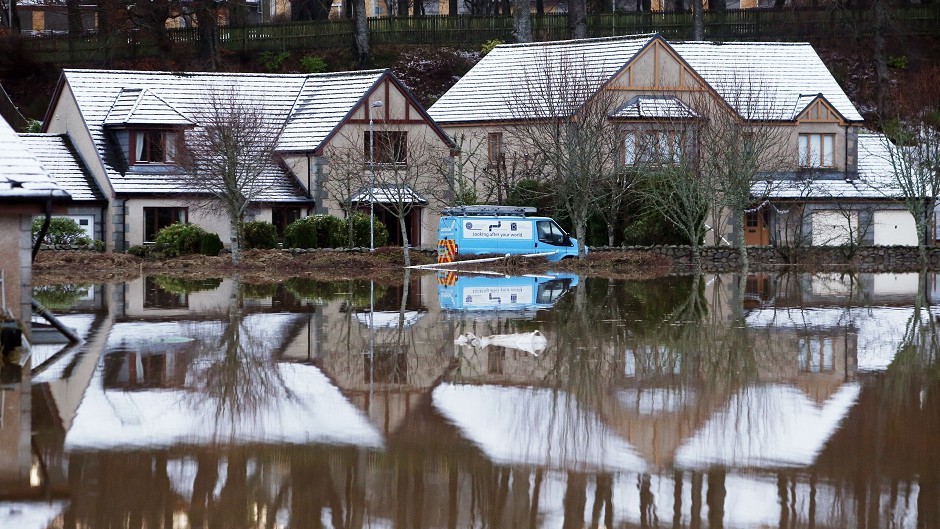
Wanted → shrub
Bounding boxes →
[200,232,224,256]
[481,39,504,56]
[300,55,328,73]
[243,221,279,249]
[155,276,223,294]
[242,282,278,299]
[127,245,150,258]
[154,223,206,257]
[31,217,90,248]
[32,284,91,310]
[341,213,389,248]
[284,215,345,249]
[259,51,290,72]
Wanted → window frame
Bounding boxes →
[623,129,686,166]
[143,207,188,243]
[363,130,408,166]
[487,131,504,167]
[129,128,181,165]
[798,132,836,169]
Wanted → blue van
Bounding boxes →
[437,273,579,314]
[437,206,582,262]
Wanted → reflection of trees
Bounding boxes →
[186,278,293,440]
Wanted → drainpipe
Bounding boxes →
[30,197,52,262]
[30,195,81,344]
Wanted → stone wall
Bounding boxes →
[591,245,940,272]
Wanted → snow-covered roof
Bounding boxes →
[65,362,384,451]
[0,119,70,202]
[355,310,424,329]
[428,34,862,124]
[18,133,104,202]
[55,69,410,201]
[428,34,656,123]
[610,95,699,119]
[432,383,647,472]
[350,185,429,205]
[755,133,901,200]
[103,88,196,127]
[674,383,860,469]
[278,70,385,152]
[670,41,863,122]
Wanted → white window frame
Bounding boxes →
[798,133,835,168]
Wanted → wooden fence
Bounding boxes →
[4,5,938,65]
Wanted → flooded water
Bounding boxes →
[4,271,940,528]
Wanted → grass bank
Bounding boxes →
[31,248,672,285]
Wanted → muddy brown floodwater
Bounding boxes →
[4,271,939,528]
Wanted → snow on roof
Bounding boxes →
[428,35,862,124]
[432,383,647,472]
[428,34,656,124]
[350,185,428,205]
[673,383,860,469]
[670,41,863,122]
[278,70,385,152]
[0,501,69,529]
[59,69,394,201]
[355,310,424,329]
[610,95,699,119]
[64,362,384,451]
[18,133,104,202]
[0,119,69,201]
[103,88,196,127]
[745,305,927,372]
[756,133,901,200]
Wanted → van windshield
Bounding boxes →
[536,221,568,246]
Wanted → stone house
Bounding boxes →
[428,33,917,247]
[40,68,454,251]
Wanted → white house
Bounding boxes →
[41,68,455,251]
[428,34,918,247]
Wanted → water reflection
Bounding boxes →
[3,271,939,527]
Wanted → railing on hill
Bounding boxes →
[4,5,938,65]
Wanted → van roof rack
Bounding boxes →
[441,205,537,217]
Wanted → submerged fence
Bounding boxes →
[4,5,939,65]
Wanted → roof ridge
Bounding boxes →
[495,33,657,49]
[64,68,388,80]
[672,40,811,46]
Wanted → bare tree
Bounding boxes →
[176,88,282,264]
[880,67,940,268]
[513,0,532,42]
[366,127,453,266]
[353,0,370,65]
[323,143,371,247]
[507,55,623,258]
[693,76,792,269]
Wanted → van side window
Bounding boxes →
[537,221,567,246]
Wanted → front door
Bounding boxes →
[744,210,770,246]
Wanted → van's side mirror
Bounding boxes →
[563,234,572,246]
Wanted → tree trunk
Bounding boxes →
[230,216,241,265]
[536,0,544,15]
[693,0,704,39]
[67,0,83,36]
[513,0,532,42]
[568,0,587,39]
[398,0,409,17]
[607,222,615,247]
[354,0,371,66]
[575,216,588,259]
[872,0,890,114]
[348,212,356,248]
[195,2,220,70]
[449,0,459,15]
[399,214,411,267]
[736,209,748,270]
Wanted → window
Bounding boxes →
[364,131,407,165]
[487,132,503,167]
[536,220,569,246]
[798,133,835,168]
[624,130,685,165]
[131,130,179,164]
[799,336,835,372]
[144,207,187,242]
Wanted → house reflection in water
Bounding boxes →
[4,272,939,528]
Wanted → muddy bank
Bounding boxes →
[31,248,672,285]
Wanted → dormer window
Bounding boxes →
[798,133,835,168]
[131,130,179,164]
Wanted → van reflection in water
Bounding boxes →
[437,272,579,315]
